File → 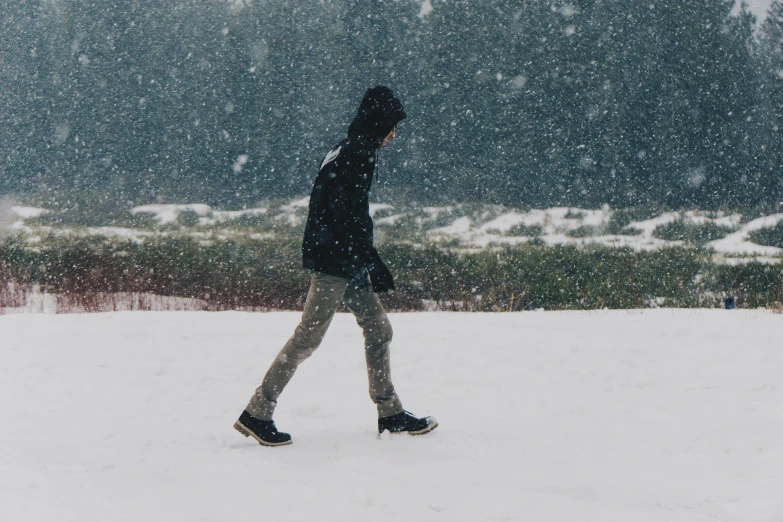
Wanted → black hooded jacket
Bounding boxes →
[302,86,406,279]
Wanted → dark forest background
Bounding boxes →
[3,0,783,212]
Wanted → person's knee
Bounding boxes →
[287,322,328,360]
[279,341,318,368]
[296,315,329,340]
[385,321,394,344]
[376,318,393,346]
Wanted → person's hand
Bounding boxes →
[368,259,395,293]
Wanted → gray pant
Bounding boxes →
[245,271,403,420]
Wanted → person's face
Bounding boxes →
[379,125,397,148]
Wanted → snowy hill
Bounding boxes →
[5,199,783,264]
[2,310,781,521]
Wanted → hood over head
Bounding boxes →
[347,86,406,142]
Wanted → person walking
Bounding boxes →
[234,86,437,447]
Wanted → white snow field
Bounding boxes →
[1,310,782,522]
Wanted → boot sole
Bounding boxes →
[234,420,292,447]
[409,419,439,436]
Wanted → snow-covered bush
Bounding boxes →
[653,220,735,245]
[2,236,782,313]
[748,222,783,249]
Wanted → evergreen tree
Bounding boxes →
[758,0,783,209]
[0,0,776,212]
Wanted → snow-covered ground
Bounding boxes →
[710,214,783,257]
[1,310,781,521]
[429,207,757,254]
[131,203,268,226]
[10,207,48,220]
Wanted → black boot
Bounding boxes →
[234,410,292,447]
[378,410,438,435]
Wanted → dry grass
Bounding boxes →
[1,287,296,314]
[54,292,210,314]
[1,260,29,314]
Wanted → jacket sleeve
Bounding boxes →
[332,153,380,266]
